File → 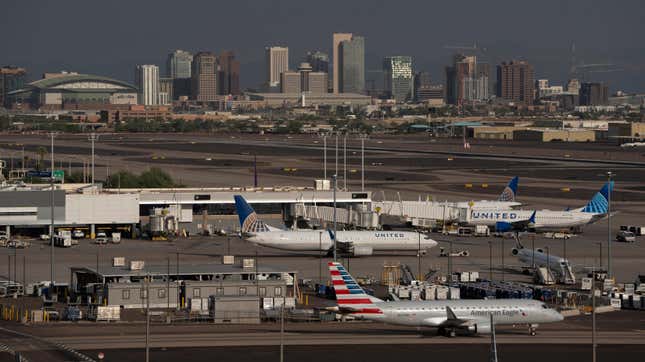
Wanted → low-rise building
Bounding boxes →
[513,128,596,142]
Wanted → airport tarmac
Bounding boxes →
[0,311,644,361]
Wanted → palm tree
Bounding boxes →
[36,146,47,171]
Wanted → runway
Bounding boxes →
[48,329,645,350]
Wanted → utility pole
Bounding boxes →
[88,133,98,184]
[606,172,613,278]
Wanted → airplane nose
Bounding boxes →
[554,311,564,322]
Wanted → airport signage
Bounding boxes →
[351,193,368,199]
[194,194,211,201]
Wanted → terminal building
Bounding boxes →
[0,184,371,238]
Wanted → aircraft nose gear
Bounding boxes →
[529,326,537,336]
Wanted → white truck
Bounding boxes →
[474,225,490,237]
[111,232,121,244]
[53,235,72,247]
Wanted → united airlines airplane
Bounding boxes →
[234,195,437,256]
[328,262,563,336]
[468,182,613,232]
[456,176,522,210]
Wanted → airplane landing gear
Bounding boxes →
[438,327,457,337]
[529,325,538,336]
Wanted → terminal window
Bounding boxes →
[158,289,166,298]
[274,287,282,296]
[122,290,130,300]
[259,287,266,296]
[193,288,201,298]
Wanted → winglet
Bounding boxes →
[327,228,336,241]
[446,306,458,320]
[528,210,536,224]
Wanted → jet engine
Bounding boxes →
[511,248,519,256]
[536,248,544,254]
[467,323,492,334]
[351,246,374,256]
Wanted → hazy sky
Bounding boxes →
[3,0,644,92]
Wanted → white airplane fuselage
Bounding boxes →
[358,299,563,328]
[246,230,437,252]
[469,209,600,230]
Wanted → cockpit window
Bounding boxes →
[542,304,548,309]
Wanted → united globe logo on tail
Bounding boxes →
[234,195,270,233]
[498,176,519,202]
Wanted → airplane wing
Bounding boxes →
[495,211,536,232]
[423,306,475,328]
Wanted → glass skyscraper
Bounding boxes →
[383,56,413,102]
[166,50,193,79]
[338,36,365,94]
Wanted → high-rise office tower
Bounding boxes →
[167,50,193,100]
[0,66,27,107]
[496,60,535,105]
[567,79,581,95]
[218,51,241,95]
[445,54,489,105]
[191,52,218,102]
[338,35,365,94]
[383,56,413,102]
[159,77,173,105]
[265,46,289,89]
[579,82,609,105]
[306,51,329,74]
[166,50,193,79]
[332,33,353,93]
[135,64,160,106]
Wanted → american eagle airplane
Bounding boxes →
[328,262,563,336]
[468,182,613,232]
[234,195,437,256]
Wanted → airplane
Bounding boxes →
[234,195,437,256]
[511,238,576,285]
[620,142,645,148]
[468,182,613,232]
[455,176,521,210]
[327,261,563,336]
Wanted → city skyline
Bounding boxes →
[2,0,644,92]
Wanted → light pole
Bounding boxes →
[343,133,347,190]
[332,175,337,261]
[606,172,613,278]
[49,132,56,286]
[322,134,327,180]
[335,132,338,179]
[88,133,98,184]
[591,266,597,362]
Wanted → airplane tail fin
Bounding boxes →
[498,176,519,202]
[234,195,273,233]
[581,181,614,214]
[328,262,383,313]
